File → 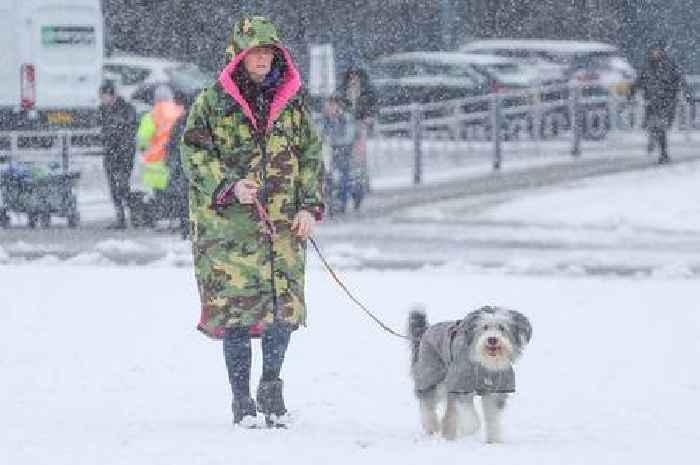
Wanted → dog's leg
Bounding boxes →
[455,394,480,436]
[417,387,440,435]
[481,393,508,443]
[441,393,460,440]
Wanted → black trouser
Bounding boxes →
[332,146,357,212]
[223,323,292,399]
[104,161,132,222]
[649,126,669,160]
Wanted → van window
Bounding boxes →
[39,24,98,65]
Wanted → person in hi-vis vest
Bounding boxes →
[136,85,185,192]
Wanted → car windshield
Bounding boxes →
[104,64,151,85]
[483,62,521,76]
[571,52,621,71]
[374,60,473,80]
[166,65,211,90]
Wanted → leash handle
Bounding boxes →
[309,237,413,341]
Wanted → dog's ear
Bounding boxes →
[458,309,483,332]
[455,308,486,346]
[507,309,532,346]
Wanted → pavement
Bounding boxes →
[1,130,699,267]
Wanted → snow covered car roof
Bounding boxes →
[461,39,619,55]
[373,51,539,87]
[376,51,518,67]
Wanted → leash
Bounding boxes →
[308,236,413,341]
[252,197,412,341]
[253,197,277,237]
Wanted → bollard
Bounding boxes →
[61,132,70,172]
[411,103,422,184]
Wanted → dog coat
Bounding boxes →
[412,322,515,395]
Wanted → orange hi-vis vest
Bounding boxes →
[141,101,185,164]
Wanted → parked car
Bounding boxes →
[103,54,211,112]
[371,51,533,138]
[462,40,637,140]
[460,39,636,94]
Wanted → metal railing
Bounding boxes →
[373,82,697,183]
[0,128,102,160]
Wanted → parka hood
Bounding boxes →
[218,16,301,131]
[225,16,282,62]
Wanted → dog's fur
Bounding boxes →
[408,305,532,443]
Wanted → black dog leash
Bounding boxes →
[308,236,413,341]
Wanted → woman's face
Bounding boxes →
[243,46,275,82]
[348,74,361,90]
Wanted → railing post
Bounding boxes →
[411,103,422,185]
[531,85,542,141]
[491,94,502,170]
[61,132,70,172]
[571,84,582,157]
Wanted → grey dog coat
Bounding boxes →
[412,321,515,395]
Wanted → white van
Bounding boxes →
[0,0,104,156]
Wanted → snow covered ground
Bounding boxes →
[319,153,700,277]
[2,266,699,464]
[2,132,700,464]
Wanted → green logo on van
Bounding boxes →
[41,26,95,47]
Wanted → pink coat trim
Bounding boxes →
[217,49,257,129]
[217,46,302,132]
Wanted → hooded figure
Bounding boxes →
[180,16,324,427]
[631,43,691,163]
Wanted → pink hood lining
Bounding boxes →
[218,46,302,132]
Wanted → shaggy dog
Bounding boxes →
[408,305,532,443]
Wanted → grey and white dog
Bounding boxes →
[408,305,532,442]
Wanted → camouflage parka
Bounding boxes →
[180,17,324,339]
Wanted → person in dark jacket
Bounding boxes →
[99,81,138,229]
[319,95,357,214]
[340,66,377,199]
[340,66,377,122]
[631,44,691,164]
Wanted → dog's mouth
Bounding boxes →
[485,346,502,356]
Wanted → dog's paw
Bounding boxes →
[485,426,503,444]
[421,413,440,435]
[458,409,481,436]
[441,414,459,440]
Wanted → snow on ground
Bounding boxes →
[2,264,699,465]
[318,154,700,277]
[3,133,700,463]
[482,156,700,232]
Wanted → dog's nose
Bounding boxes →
[487,337,498,346]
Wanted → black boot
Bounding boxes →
[232,396,259,427]
[256,380,288,428]
[107,208,127,230]
[224,327,259,427]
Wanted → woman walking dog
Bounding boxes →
[180,16,324,428]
